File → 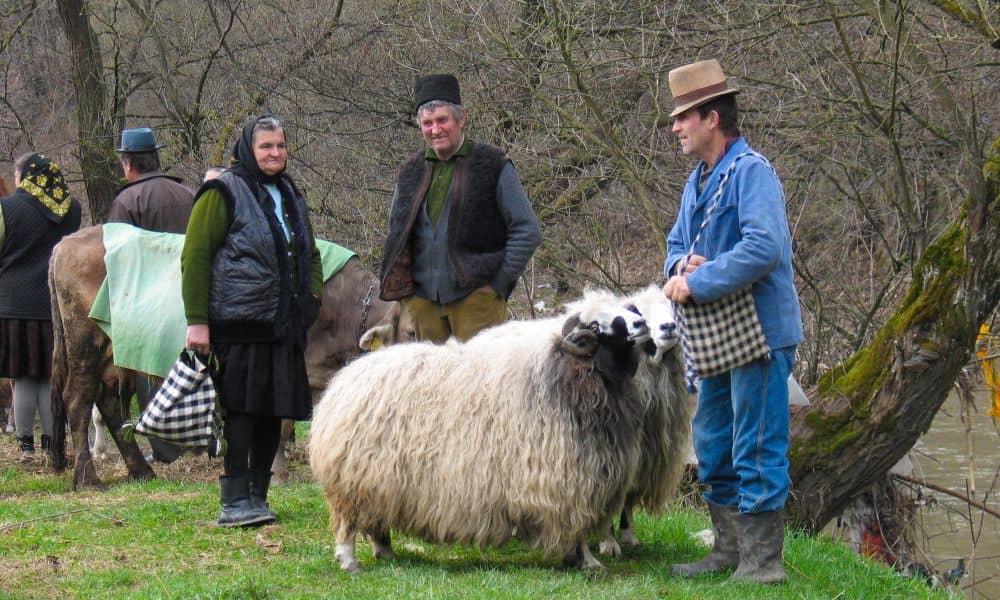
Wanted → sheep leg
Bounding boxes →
[598,524,622,557]
[333,518,361,573]
[564,540,604,570]
[617,505,639,547]
[367,526,395,560]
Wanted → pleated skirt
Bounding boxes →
[213,340,312,420]
[0,319,53,379]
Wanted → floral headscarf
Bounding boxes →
[17,153,73,221]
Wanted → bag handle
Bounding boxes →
[679,150,766,273]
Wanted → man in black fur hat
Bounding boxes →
[379,74,540,343]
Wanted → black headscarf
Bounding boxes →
[229,114,285,185]
[16,153,74,223]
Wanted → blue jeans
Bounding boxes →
[693,347,795,514]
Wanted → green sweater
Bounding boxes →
[181,187,323,325]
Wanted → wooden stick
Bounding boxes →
[0,509,92,534]
[892,474,1000,520]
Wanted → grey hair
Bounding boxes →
[252,115,284,139]
[415,100,466,125]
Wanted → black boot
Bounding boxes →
[248,471,278,524]
[17,435,35,461]
[218,475,273,528]
[731,510,787,584]
[670,502,740,576]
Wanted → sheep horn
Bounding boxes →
[561,328,598,357]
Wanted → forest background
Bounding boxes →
[1,0,998,579]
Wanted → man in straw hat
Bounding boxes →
[662,59,802,584]
[379,74,540,343]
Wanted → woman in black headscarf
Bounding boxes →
[181,115,322,527]
[0,153,81,459]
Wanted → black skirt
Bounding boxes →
[213,340,312,420]
[0,319,53,379]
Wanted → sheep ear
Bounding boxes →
[561,313,582,336]
[561,328,598,357]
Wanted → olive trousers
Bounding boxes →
[402,289,508,343]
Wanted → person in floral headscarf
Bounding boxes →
[0,153,81,460]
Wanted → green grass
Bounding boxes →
[0,452,947,599]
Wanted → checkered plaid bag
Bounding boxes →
[134,351,224,452]
[676,152,771,388]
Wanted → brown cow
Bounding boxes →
[49,225,413,489]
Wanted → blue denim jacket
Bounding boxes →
[665,137,803,350]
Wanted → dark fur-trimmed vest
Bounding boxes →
[379,141,508,301]
[0,190,81,320]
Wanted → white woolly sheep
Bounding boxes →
[308,296,651,572]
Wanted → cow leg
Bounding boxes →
[270,419,293,484]
[67,386,103,490]
[97,389,154,482]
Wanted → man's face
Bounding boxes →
[671,108,714,160]
[253,128,288,176]
[419,105,465,160]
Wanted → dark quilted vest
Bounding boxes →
[205,171,313,343]
[0,191,81,320]
[379,141,508,301]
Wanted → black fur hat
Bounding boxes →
[413,74,461,114]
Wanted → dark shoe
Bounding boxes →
[17,435,35,461]
[218,475,274,528]
[670,502,740,576]
[248,470,278,523]
[731,510,787,584]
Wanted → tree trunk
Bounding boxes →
[787,136,1000,532]
[55,0,119,222]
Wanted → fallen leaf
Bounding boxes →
[256,533,282,554]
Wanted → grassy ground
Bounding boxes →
[0,434,949,600]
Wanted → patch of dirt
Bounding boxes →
[1,429,313,486]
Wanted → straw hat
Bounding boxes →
[668,59,739,117]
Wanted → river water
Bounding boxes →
[904,390,998,598]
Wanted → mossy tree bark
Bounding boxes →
[787,136,1000,532]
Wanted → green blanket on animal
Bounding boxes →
[88,223,356,378]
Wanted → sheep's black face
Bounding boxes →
[592,315,642,383]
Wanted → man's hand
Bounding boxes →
[186,324,211,356]
[677,254,707,275]
[662,275,692,304]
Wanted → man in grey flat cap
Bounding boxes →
[110,127,194,234]
[379,74,540,343]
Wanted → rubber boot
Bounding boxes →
[218,475,273,528]
[670,502,740,576]
[731,510,787,584]
[248,471,278,524]
[17,435,35,461]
